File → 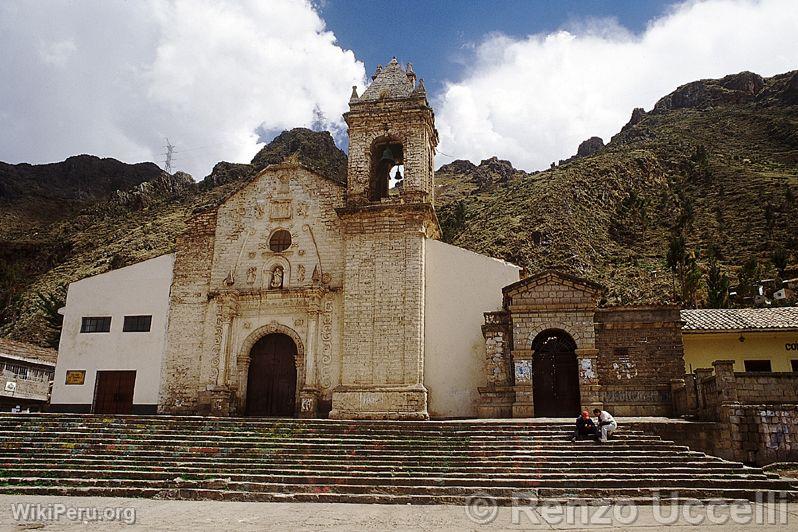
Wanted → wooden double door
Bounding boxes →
[531,331,581,417]
[93,370,136,414]
[245,333,297,417]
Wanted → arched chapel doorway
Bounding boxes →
[531,329,581,417]
[245,333,297,417]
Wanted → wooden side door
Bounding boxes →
[94,370,136,414]
[532,349,558,417]
[532,334,581,417]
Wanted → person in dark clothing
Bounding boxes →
[570,410,598,442]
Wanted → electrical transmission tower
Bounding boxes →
[163,138,176,173]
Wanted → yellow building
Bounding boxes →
[681,308,798,373]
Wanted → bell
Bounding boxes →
[394,168,402,181]
[380,147,395,163]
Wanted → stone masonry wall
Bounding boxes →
[159,210,217,413]
[333,204,433,419]
[727,404,798,464]
[595,306,685,416]
[733,373,798,404]
[671,361,798,464]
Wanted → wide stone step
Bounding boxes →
[0,424,622,438]
[0,417,594,426]
[1,477,795,498]
[0,456,746,473]
[0,438,678,452]
[0,447,710,461]
[0,429,663,442]
[0,450,718,465]
[0,468,778,484]
[0,485,771,506]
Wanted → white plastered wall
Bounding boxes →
[424,239,521,418]
[51,254,174,408]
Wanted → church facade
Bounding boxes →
[51,58,687,420]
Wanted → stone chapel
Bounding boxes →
[51,58,687,420]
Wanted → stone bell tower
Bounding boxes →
[329,58,439,420]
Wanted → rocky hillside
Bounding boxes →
[436,70,798,305]
[1,72,796,346]
[0,155,164,238]
[0,129,344,346]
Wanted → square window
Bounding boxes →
[80,317,111,333]
[743,360,772,372]
[123,315,152,333]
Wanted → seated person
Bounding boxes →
[593,408,618,443]
[570,410,597,441]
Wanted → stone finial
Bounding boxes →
[413,78,427,96]
[389,56,398,65]
[349,85,359,102]
[371,64,383,81]
[406,63,416,86]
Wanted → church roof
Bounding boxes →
[360,58,418,101]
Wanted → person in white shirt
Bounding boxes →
[593,408,617,443]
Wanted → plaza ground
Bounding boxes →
[2,496,798,531]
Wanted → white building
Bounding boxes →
[50,254,174,414]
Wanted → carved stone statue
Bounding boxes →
[246,266,257,285]
[270,266,284,289]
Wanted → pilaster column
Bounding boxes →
[216,295,238,387]
[300,289,322,418]
[511,349,533,418]
[575,347,602,412]
[207,294,237,416]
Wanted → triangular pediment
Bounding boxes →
[502,269,605,307]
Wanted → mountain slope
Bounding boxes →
[0,129,345,346]
[0,155,164,238]
[435,70,798,305]
[1,72,796,346]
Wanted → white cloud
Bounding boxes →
[435,0,798,171]
[0,0,365,179]
[37,39,77,68]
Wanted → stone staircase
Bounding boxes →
[0,414,796,505]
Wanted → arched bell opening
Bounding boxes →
[369,140,404,201]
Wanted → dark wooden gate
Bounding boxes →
[93,370,136,414]
[245,333,297,417]
[532,330,581,417]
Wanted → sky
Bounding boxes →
[0,0,796,178]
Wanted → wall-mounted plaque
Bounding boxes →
[65,370,86,385]
[270,200,292,220]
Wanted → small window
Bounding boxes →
[269,230,292,252]
[80,317,111,333]
[791,360,798,372]
[123,315,152,333]
[744,360,772,372]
